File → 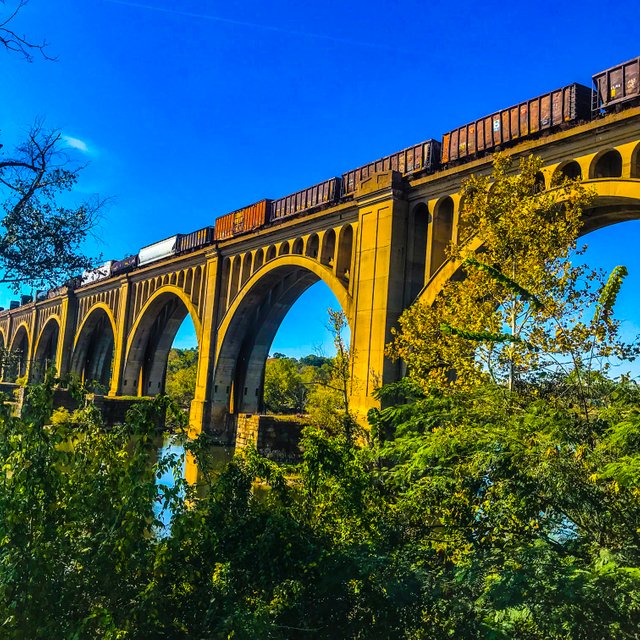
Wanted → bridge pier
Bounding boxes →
[348,171,408,420]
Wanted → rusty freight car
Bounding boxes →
[342,139,440,195]
[593,57,640,112]
[215,200,270,241]
[178,226,215,253]
[442,83,592,164]
[270,178,341,222]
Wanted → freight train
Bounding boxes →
[6,55,637,310]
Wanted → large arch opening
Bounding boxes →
[212,259,349,425]
[574,218,640,379]
[7,326,29,382]
[71,308,115,392]
[32,318,60,382]
[121,291,199,397]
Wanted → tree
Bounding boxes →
[263,355,308,413]
[305,309,358,443]
[389,154,635,406]
[164,347,198,408]
[0,124,103,289]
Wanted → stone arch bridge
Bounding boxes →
[1,107,640,446]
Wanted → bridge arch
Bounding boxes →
[8,323,30,382]
[419,177,640,305]
[32,316,61,382]
[121,286,201,396]
[211,254,351,422]
[71,304,117,390]
[581,178,640,233]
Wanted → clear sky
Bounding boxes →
[2,0,640,362]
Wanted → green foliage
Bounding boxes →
[264,356,310,414]
[165,347,198,408]
[2,368,640,637]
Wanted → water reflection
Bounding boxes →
[153,434,234,535]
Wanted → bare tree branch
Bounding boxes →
[0,0,54,62]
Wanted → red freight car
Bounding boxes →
[342,139,440,195]
[178,226,215,253]
[593,57,640,112]
[442,83,592,164]
[214,200,270,241]
[270,177,341,222]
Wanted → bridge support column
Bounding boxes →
[56,292,77,378]
[109,277,130,396]
[25,307,37,383]
[349,171,407,420]
[186,250,224,484]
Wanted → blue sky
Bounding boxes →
[2,0,640,360]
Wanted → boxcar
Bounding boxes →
[442,83,592,164]
[342,140,440,195]
[270,178,341,222]
[215,200,270,240]
[47,286,66,299]
[81,261,114,286]
[593,57,640,112]
[138,236,181,267]
[178,226,215,253]
[111,254,139,275]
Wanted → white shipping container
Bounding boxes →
[81,261,114,286]
[138,235,181,266]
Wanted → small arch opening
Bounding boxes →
[241,253,253,285]
[631,143,640,179]
[553,160,582,185]
[266,245,277,262]
[592,149,623,179]
[320,229,336,267]
[409,203,429,299]
[292,238,304,255]
[306,233,319,259]
[336,225,354,283]
[430,196,454,276]
[254,248,264,272]
[279,241,290,256]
